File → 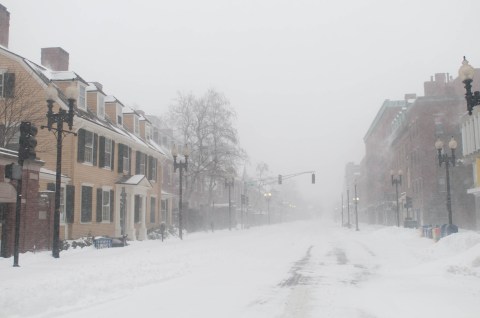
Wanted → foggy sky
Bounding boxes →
[2,0,480,211]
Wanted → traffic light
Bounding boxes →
[278,174,282,184]
[312,173,315,184]
[18,121,38,162]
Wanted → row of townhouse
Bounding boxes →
[349,71,478,230]
[0,39,180,254]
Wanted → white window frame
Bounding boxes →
[102,189,111,222]
[84,130,94,164]
[150,158,157,181]
[134,115,139,135]
[139,153,146,175]
[116,104,123,126]
[123,146,130,172]
[78,85,86,110]
[98,93,105,119]
[60,186,66,224]
[146,124,152,140]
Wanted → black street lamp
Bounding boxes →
[43,83,76,259]
[353,182,359,231]
[225,177,234,230]
[346,189,351,228]
[120,187,127,246]
[172,144,189,240]
[391,169,402,227]
[341,193,344,226]
[435,137,457,227]
[264,192,272,224]
[459,57,480,115]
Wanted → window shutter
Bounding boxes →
[66,185,75,223]
[117,143,124,173]
[144,153,148,176]
[96,188,103,222]
[111,141,115,171]
[135,151,140,174]
[47,183,55,191]
[148,156,153,180]
[77,129,85,162]
[93,133,98,166]
[81,186,92,222]
[99,136,105,168]
[110,190,114,222]
[4,73,15,98]
[134,195,140,223]
[128,147,132,175]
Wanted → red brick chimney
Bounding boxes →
[0,4,10,48]
[41,47,69,71]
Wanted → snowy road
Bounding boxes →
[1,219,480,318]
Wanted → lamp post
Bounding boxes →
[341,193,344,226]
[391,169,403,227]
[172,144,189,240]
[225,177,234,230]
[346,189,351,228]
[43,83,76,259]
[458,57,480,115]
[435,137,457,226]
[120,187,127,246]
[264,192,272,224]
[353,183,359,231]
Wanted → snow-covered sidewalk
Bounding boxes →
[1,219,479,318]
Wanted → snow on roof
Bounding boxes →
[49,71,78,81]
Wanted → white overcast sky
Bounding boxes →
[2,0,480,210]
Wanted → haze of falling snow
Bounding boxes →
[2,0,480,211]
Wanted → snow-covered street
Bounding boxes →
[1,218,480,318]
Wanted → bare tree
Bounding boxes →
[167,89,246,206]
[0,70,44,150]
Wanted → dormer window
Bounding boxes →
[134,115,139,135]
[98,94,105,119]
[146,125,152,140]
[117,104,123,126]
[78,85,86,110]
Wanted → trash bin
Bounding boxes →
[432,226,441,241]
[94,237,112,249]
[445,224,458,236]
[422,225,432,238]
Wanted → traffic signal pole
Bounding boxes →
[13,121,38,267]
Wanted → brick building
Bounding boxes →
[361,73,476,229]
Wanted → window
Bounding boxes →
[102,190,110,222]
[136,151,146,175]
[148,156,157,181]
[77,129,98,166]
[78,85,86,109]
[146,125,152,140]
[161,199,167,222]
[150,197,156,223]
[134,116,139,135]
[98,94,105,118]
[102,137,112,169]
[116,104,123,126]
[117,144,131,174]
[0,72,15,98]
[81,186,93,223]
[84,131,94,163]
